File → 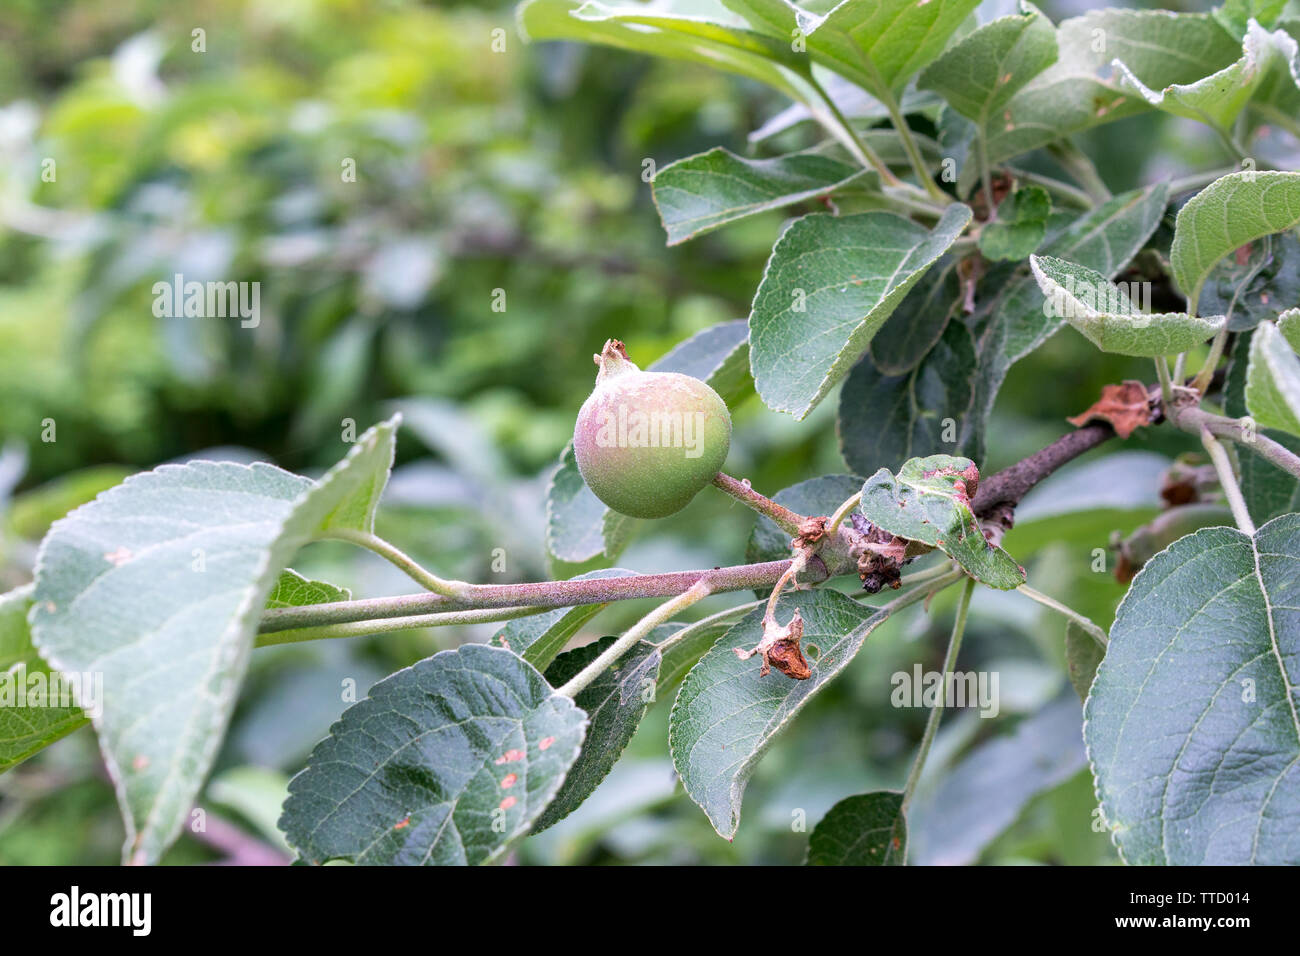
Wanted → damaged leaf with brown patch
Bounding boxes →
[1066,380,1153,438]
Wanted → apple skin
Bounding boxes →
[574,341,731,519]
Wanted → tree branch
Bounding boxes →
[256,370,1283,642]
[258,558,811,634]
[712,472,807,536]
[1169,403,1300,480]
[972,421,1115,527]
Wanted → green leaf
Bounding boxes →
[1249,18,1300,128]
[1215,0,1289,36]
[281,644,587,865]
[650,317,751,404]
[1065,621,1104,701]
[963,183,1170,461]
[544,321,748,564]
[1114,21,1292,134]
[1085,515,1300,865]
[652,146,872,246]
[858,454,1024,588]
[535,636,659,830]
[491,568,637,670]
[979,185,1051,262]
[749,76,941,144]
[1170,170,1300,311]
[809,0,983,100]
[806,791,906,865]
[517,0,812,101]
[1199,232,1300,332]
[1280,307,1300,350]
[749,203,972,419]
[265,569,351,609]
[912,692,1086,865]
[1028,254,1225,356]
[718,0,810,39]
[916,1,1057,126]
[747,473,862,563]
[1246,319,1300,436]
[869,260,961,376]
[546,442,636,565]
[978,10,1242,174]
[0,585,88,774]
[1225,330,1300,522]
[840,321,976,476]
[570,0,808,68]
[30,416,400,864]
[669,589,879,837]
[655,618,741,695]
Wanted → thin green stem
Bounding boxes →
[978,132,995,218]
[1004,166,1092,208]
[809,75,899,185]
[322,529,469,597]
[1155,355,1174,406]
[255,605,546,647]
[557,580,713,698]
[882,91,947,202]
[826,491,861,535]
[651,599,766,654]
[888,559,961,591]
[763,551,807,625]
[1191,327,1229,395]
[901,576,976,812]
[879,186,946,220]
[1201,428,1255,535]
[1209,123,1249,164]
[712,472,806,537]
[1015,584,1108,649]
[1048,140,1111,203]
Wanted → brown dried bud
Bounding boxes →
[792,516,828,549]
[733,608,811,680]
[761,611,810,680]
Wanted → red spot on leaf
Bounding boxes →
[394,816,410,830]
[499,796,517,811]
[501,773,518,789]
[538,736,555,751]
[494,749,525,765]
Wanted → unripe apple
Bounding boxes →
[574,339,732,519]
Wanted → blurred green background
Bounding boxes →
[0,0,1269,864]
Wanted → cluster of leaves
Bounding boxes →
[3,0,1300,866]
